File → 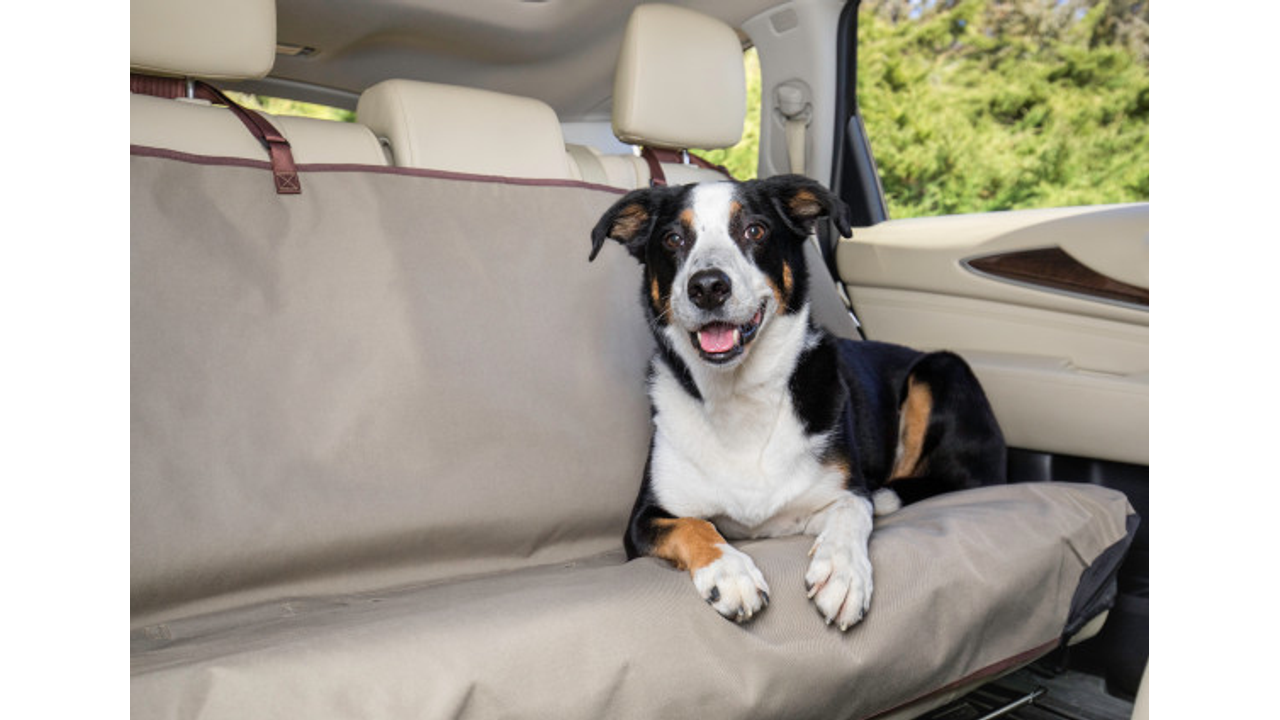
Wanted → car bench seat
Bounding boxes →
[130,0,1139,718]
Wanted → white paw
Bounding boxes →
[691,544,771,623]
[805,533,873,631]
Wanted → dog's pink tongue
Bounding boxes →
[698,324,737,353]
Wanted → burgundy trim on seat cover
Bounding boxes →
[129,144,628,196]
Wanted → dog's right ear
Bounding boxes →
[590,188,657,263]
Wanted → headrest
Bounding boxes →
[612,4,746,151]
[357,80,574,180]
[131,0,276,81]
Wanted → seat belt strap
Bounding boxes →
[130,73,302,195]
[785,116,806,175]
[777,84,811,176]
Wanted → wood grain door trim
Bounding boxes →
[965,247,1149,308]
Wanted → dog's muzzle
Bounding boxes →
[691,301,766,364]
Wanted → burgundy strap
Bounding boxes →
[640,146,735,187]
[131,73,301,195]
[640,146,668,187]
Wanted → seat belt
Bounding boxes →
[777,84,811,176]
[640,146,734,187]
[130,73,301,195]
[785,118,806,175]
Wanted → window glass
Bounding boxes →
[857,0,1149,218]
[224,92,355,123]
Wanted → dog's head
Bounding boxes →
[590,174,851,369]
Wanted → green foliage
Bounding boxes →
[856,0,1149,218]
[224,92,356,123]
[694,48,763,180]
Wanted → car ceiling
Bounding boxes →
[259,0,788,120]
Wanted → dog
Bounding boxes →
[589,174,1006,631]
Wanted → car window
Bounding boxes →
[855,0,1149,219]
[225,92,355,123]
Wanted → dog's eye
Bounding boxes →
[663,231,686,250]
[743,223,767,242]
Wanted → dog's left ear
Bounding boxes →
[590,188,658,263]
[759,174,853,240]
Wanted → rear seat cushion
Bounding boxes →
[567,144,665,189]
[358,79,576,179]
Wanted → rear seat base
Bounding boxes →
[132,479,1134,720]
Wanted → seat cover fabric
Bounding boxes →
[131,149,651,623]
[131,149,1136,720]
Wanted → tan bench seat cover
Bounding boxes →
[130,148,1137,720]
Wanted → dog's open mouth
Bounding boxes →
[690,303,766,364]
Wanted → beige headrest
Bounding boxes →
[612,4,746,150]
[130,0,276,81]
[357,80,575,180]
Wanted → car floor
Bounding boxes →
[919,664,1135,720]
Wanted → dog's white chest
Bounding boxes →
[647,360,845,536]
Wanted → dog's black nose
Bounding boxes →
[688,269,732,310]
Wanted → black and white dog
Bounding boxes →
[589,175,1006,631]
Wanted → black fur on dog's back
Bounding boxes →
[826,339,1007,503]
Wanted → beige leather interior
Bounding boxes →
[840,204,1148,322]
[358,79,576,179]
[130,94,386,165]
[343,5,751,188]
[130,0,385,166]
[740,1,845,191]
[612,3,746,150]
[130,0,276,81]
[839,204,1149,465]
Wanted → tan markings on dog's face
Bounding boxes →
[611,203,650,241]
[766,261,795,313]
[889,377,932,480]
[679,208,696,229]
[652,517,725,572]
[650,275,667,316]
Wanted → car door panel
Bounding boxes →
[836,203,1148,465]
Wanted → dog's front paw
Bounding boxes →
[691,544,771,624]
[805,533,873,631]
